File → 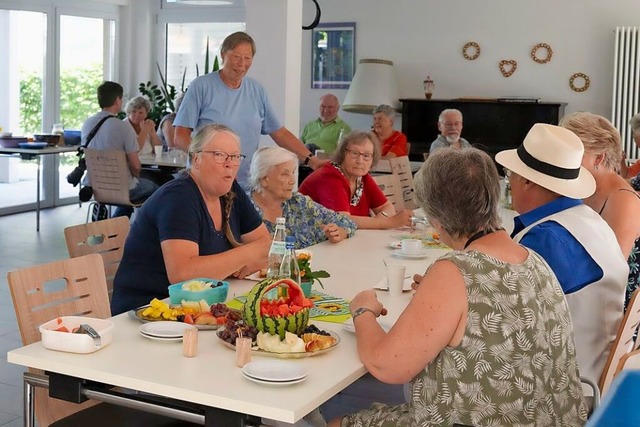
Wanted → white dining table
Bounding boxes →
[7,208,516,426]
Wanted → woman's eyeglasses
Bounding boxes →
[200,150,246,165]
[346,149,374,161]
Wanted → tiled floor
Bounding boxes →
[0,204,88,427]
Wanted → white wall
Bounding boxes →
[299,0,640,134]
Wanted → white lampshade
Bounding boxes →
[342,59,400,114]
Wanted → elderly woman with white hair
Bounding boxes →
[124,96,163,155]
[249,146,356,249]
[372,104,408,158]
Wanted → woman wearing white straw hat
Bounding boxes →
[495,123,629,388]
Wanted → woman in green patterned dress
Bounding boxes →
[330,147,588,427]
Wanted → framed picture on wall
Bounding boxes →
[311,22,356,89]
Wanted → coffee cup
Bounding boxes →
[401,239,422,255]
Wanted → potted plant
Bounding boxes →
[138,37,220,126]
[296,252,329,297]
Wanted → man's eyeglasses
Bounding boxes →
[346,149,374,161]
[200,150,246,165]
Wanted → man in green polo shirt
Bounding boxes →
[301,94,351,155]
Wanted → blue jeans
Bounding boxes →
[114,178,158,218]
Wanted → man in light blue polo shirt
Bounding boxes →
[496,123,628,387]
[174,32,324,190]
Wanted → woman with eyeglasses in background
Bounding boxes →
[299,130,413,230]
[111,124,271,315]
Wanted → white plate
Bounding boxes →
[391,249,429,260]
[373,276,414,292]
[343,318,393,334]
[242,371,307,387]
[139,321,196,338]
[242,360,308,382]
[139,332,183,342]
[244,271,265,282]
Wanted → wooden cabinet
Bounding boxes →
[400,98,567,160]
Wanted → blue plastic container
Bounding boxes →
[168,278,229,305]
[586,370,640,426]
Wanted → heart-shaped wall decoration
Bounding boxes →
[499,60,517,77]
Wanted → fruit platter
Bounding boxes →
[134,298,241,330]
[217,277,340,358]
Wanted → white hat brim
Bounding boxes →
[495,149,595,199]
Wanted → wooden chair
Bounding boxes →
[84,149,141,222]
[615,347,640,375]
[598,288,640,395]
[389,156,418,209]
[373,174,405,211]
[7,254,197,427]
[64,216,130,301]
[7,254,110,427]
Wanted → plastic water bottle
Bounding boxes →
[266,217,287,278]
[279,236,300,284]
[337,128,346,145]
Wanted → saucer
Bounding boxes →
[391,250,428,260]
[242,360,308,382]
[139,322,196,339]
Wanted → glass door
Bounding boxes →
[0,7,116,215]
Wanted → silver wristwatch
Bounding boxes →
[351,307,376,320]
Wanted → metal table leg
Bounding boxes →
[36,155,41,231]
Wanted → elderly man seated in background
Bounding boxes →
[301,93,351,155]
[496,123,628,387]
[429,108,471,154]
[249,146,356,249]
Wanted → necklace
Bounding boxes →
[463,228,502,249]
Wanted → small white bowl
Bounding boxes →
[39,316,114,353]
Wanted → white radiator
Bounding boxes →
[612,26,640,159]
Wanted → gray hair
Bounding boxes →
[630,113,640,137]
[221,31,256,57]
[333,130,381,167]
[187,123,240,165]
[125,96,151,115]
[187,123,242,248]
[373,104,396,124]
[414,147,501,239]
[438,108,463,123]
[249,146,298,193]
[559,112,622,171]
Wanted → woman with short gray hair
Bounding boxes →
[329,146,587,426]
[299,130,413,229]
[372,104,408,158]
[124,95,162,155]
[249,146,355,248]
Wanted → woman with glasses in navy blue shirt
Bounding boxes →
[111,124,271,315]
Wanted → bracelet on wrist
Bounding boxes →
[303,153,314,166]
[351,307,376,320]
